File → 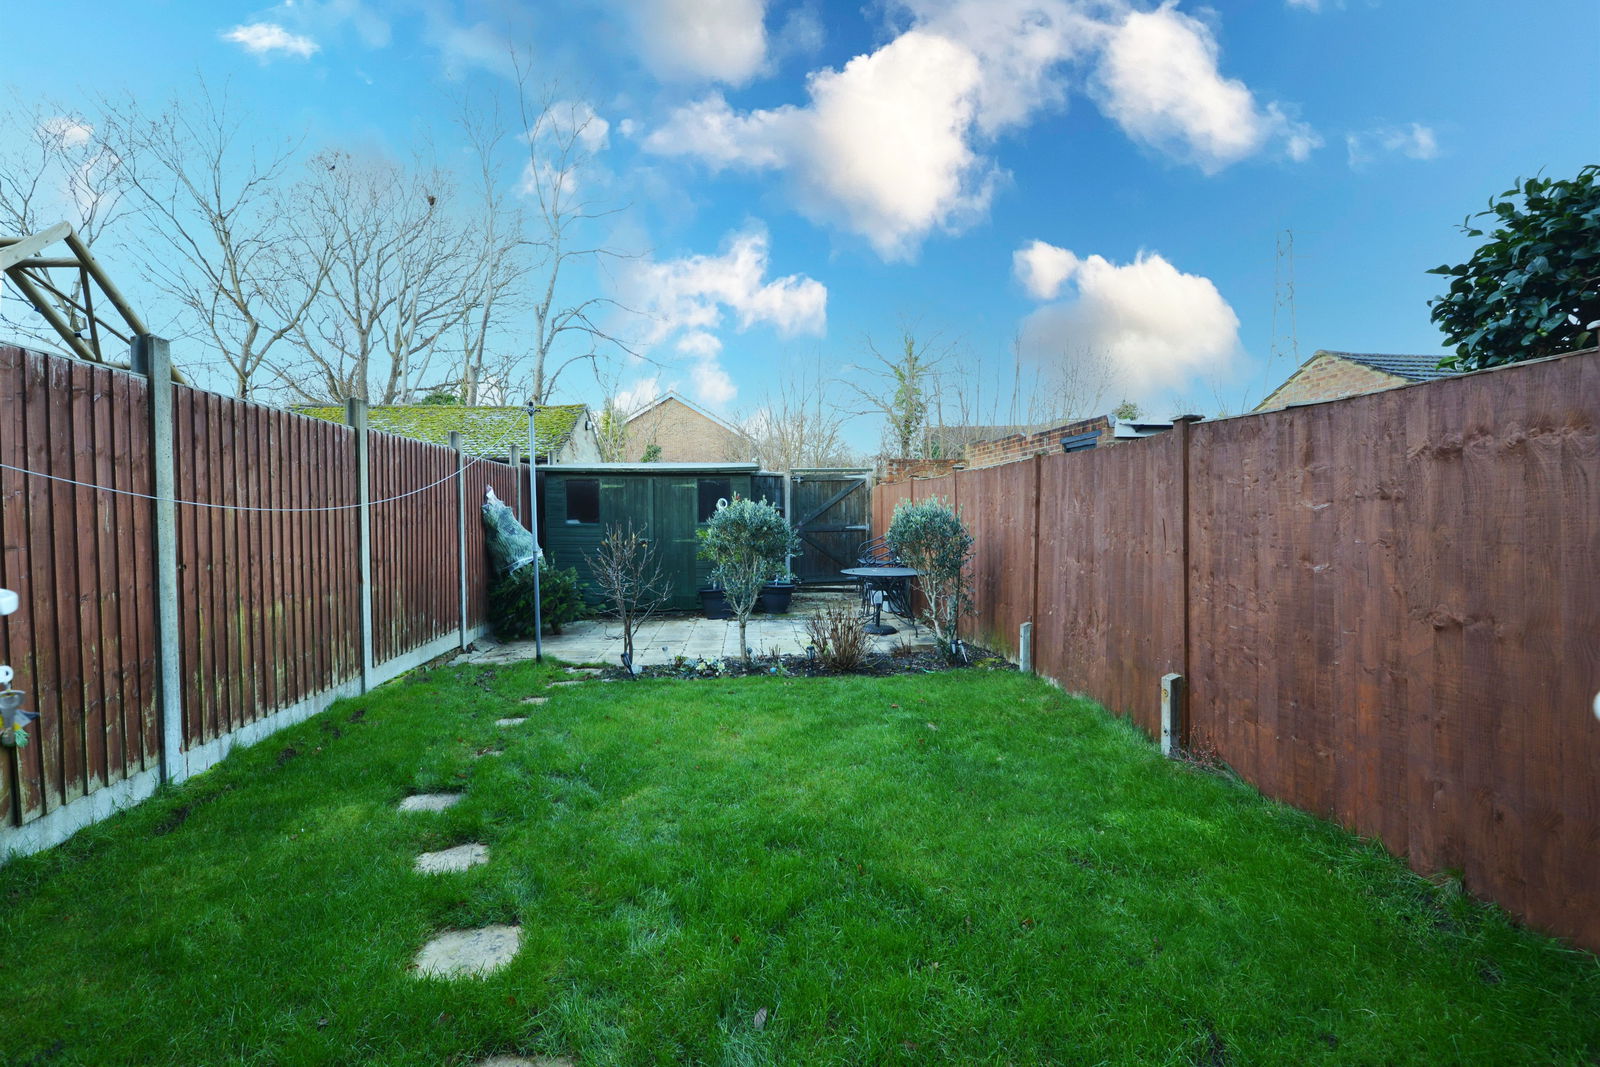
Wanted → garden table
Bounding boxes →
[840,566,919,635]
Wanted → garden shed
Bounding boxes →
[541,462,786,609]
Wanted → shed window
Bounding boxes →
[565,478,600,524]
[697,477,731,523]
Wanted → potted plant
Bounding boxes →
[758,571,798,614]
[698,585,733,619]
[698,496,800,659]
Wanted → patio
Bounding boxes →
[456,590,936,669]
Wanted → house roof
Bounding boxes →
[624,391,742,434]
[296,403,588,459]
[1321,350,1455,382]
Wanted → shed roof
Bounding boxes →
[1321,351,1455,382]
[542,461,761,474]
[296,403,587,458]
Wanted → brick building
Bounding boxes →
[1255,350,1455,411]
[624,392,750,462]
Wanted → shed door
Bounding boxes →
[652,477,699,609]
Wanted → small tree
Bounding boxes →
[585,522,670,673]
[886,497,973,658]
[698,496,799,661]
[1429,165,1600,370]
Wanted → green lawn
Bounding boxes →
[2,659,1595,1066]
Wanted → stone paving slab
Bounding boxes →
[521,696,549,705]
[413,924,521,978]
[495,717,527,727]
[415,842,490,873]
[475,1056,575,1067]
[399,793,463,812]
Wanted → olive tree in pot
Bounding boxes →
[698,495,800,661]
[885,496,974,661]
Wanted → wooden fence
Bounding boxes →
[0,342,522,855]
[874,348,1600,951]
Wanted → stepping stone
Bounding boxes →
[399,793,462,813]
[495,717,527,727]
[548,680,585,688]
[475,1057,575,1067]
[414,842,489,874]
[472,747,503,759]
[521,696,549,706]
[413,924,521,978]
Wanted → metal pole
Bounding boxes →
[134,335,186,784]
[450,431,468,650]
[525,403,543,661]
[345,398,373,691]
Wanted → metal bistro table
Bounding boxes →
[840,566,919,635]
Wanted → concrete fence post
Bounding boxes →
[451,431,468,650]
[1160,673,1184,757]
[345,398,374,692]
[508,443,521,524]
[132,335,186,784]
[1019,621,1034,675]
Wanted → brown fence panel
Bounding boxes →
[955,461,1038,657]
[369,433,457,662]
[172,393,359,747]
[1187,354,1600,949]
[0,348,158,825]
[1033,434,1184,735]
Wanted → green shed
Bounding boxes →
[540,462,776,610]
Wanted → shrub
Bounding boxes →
[488,560,585,640]
[585,522,671,673]
[698,495,800,661]
[885,496,973,659]
[805,600,871,672]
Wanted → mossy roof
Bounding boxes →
[296,404,587,459]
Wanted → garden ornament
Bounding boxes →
[0,666,35,748]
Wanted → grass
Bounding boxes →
[1,659,1595,1066]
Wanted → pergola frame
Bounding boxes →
[0,222,147,365]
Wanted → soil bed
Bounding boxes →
[602,643,1018,680]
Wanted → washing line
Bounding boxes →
[0,455,498,514]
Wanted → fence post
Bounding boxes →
[1175,414,1203,750]
[345,399,373,692]
[451,432,468,650]
[132,335,186,784]
[1160,673,1184,757]
[1019,621,1033,675]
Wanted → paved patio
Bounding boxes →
[456,591,934,669]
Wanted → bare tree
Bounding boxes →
[97,83,330,399]
[733,362,856,470]
[585,522,671,673]
[846,331,952,458]
[0,94,133,353]
[510,61,640,404]
[279,148,486,404]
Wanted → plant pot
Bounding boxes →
[758,581,795,614]
[700,587,732,619]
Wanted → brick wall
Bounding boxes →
[879,457,963,481]
[1256,353,1407,411]
[962,415,1112,468]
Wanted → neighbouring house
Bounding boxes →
[624,392,750,463]
[1255,350,1456,411]
[296,403,601,463]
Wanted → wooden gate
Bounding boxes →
[789,469,872,586]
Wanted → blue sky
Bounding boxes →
[2,0,1597,446]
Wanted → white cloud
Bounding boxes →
[1017,248,1240,397]
[1346,122,1439,167]
[627,0,769,85]
[647,0,1312,258]
[221,22,320,58]
[1092,2,1317,172]
[37,116,93,149]
[622,226,827,407]
[1013,239,1080,300]
[647,29,998,260]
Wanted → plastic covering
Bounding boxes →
[481,486,542,576]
